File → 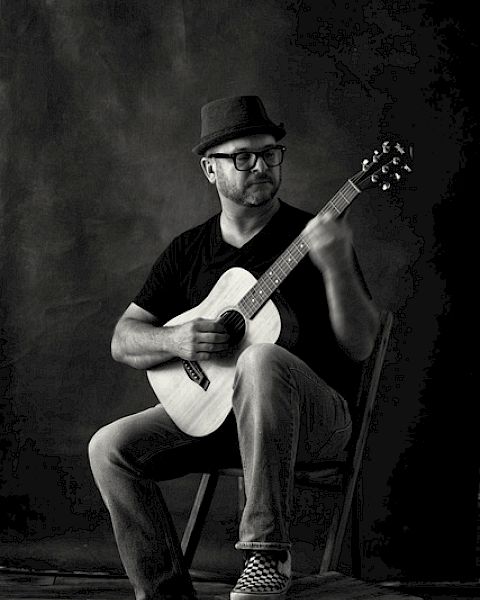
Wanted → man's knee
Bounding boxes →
[236,343,287,376]
[233,343,296,417]
[88,422,120,476]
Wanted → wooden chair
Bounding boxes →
[180,310,394,576]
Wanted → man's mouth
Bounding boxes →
[248,179,272,186]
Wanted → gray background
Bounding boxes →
[0,0,477,582]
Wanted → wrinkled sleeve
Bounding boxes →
[133,237,186,323]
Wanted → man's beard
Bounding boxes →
[216,169,281,207]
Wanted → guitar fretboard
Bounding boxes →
[237,177,361,319]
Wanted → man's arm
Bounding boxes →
[305,214,379,361]
[111,303,230,370]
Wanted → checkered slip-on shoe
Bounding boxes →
[230,550,292,600]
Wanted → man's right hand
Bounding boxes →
[170,318,231,361]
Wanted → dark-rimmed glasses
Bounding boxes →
[208,145,286,171]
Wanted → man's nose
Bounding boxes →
[251,155,269,172]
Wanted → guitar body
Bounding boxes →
[147,267,284,437]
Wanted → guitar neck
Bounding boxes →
[237,176,361,319]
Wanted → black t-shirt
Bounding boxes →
[134,200,369,405]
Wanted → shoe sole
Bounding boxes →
[230,581,291,600]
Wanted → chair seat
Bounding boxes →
[295,464,345,488]
[213,463,346,488]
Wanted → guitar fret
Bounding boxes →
[269,272,281,284]
[347,178,361,193]
[333,190,350,208]
[262,277,275,291]
[285,249,299,265]
[331,200,342,214]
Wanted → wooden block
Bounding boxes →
[0,573,134,599]
[0,571,423,600]
[0,573,57,586]
[200,572,424,600]
[289,572,423,599]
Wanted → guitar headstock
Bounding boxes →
[354,141,414,192]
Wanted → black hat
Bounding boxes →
[192,95,285,155]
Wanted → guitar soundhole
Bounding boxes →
[218,310,246,346]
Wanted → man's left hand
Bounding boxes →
[304,214,353,274]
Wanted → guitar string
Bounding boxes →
[236,169,369,319]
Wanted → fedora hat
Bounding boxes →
[192,95,285,155]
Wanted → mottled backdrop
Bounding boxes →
[0,0,477,582]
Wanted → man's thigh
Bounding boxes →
[267,347,353,463]
[101,404,241,480]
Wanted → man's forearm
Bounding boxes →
[322,261,379,361]
[111,318,176,370]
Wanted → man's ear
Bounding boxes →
[200,156,217,183]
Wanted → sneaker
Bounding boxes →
[230,550,292,600]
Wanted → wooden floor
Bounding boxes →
[0,569,425,600]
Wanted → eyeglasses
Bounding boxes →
[208,145,286,171]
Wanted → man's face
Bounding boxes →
[203,134,282,208]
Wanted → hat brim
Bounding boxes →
[192,123,286,155]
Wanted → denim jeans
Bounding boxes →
[88,343,352,600]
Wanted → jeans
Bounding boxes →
[88,343,352,600]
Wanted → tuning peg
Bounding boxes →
[381,165,389,173]
[382,141,390,153]
[362,159,369,171]
[382,182,391,191]
[371,174,379,183]
[372,150,381,163]
[403,164,412,172]
[392,156,400,165]
[394,172,401,181]
[395,143,405,155]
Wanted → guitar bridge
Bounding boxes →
[182,360,210,391]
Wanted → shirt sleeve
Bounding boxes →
[133,237,186,323]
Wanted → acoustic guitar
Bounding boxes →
[147,141,413,436]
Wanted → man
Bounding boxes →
[89,95,379,600]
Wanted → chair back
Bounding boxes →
[346,310,393,472]
[318,309,393,573]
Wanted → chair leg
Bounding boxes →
[319,464,362,574]
[351,474,363,577]
[319,504,340,574]
[181,472,219,568]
